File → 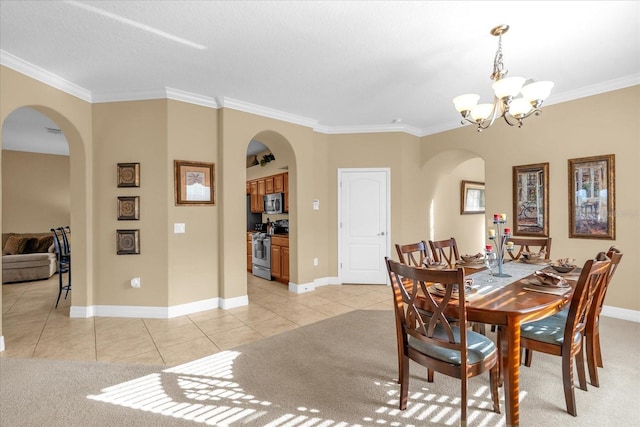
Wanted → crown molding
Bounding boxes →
[2,50,638,137]
[544,74,640,107]
[0,49,92,102]
[220,97,319,129]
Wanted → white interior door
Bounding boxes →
[338,168,390,284]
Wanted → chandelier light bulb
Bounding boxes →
[509,98,534,118]
[453,94,480,113]
[492,76,526,99]
[521,81,555,102]
[470,103,494,122]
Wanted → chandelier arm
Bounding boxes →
[477,98,502,131]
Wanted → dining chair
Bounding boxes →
[395,241,432,267]
[504,236,552,260]
[520,254,611,416]
[51,228,71,308]
[585,246,623,387]
[385,258,500,421]
[428,237,460,267]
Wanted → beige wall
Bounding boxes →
[1,64,638,349]
[2,150,70,233]
[420,86,640,312]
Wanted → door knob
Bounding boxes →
[378,232,385,236]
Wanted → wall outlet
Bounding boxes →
[313,258,319,266]
[313,199,320,210]
[131,277,141,288]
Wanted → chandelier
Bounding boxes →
[453,25,554,132]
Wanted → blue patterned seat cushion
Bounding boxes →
[520,310,579,345]
[408,325,496,365]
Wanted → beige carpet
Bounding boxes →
[1,309,638,426]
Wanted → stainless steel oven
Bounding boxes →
[251,232,272,280]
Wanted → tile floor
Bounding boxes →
[1,272,391,365]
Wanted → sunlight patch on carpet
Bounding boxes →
[87,350,525,425]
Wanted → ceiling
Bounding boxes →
[1,1,638,155]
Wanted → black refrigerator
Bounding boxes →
[247,195,262,231]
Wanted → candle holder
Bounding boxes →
[488,216,512,278]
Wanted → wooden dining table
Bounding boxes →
[417,261,579,427]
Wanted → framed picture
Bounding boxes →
[116,229,140,255]
[117,196,140,220]
[460,180,485,214]
[512,163,549,237]
[174,160,215,206]
[117,163,140,188]
[568,154,615,239]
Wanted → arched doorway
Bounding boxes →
[244,131,295,292]
[423,149,486,255]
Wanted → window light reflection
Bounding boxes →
[87,350,525,425]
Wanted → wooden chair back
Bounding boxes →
[428,237,460,267]
[505,237,551,260]
[385,258,499,420]
[395,241,431,267]
[520,253,610,415]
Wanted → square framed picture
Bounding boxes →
[174,160,215,206]
[116,229,140,255]
[460,180,485,214]
[568,154,615,239]
[117,196,140,220]
[117,163,140,188]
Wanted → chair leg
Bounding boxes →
[427,369,434,383]
[594,329,603,368]
[524,349,533,367]
[460,376,467,425]
[575,346,588,391]
[55,269,63,308]
[562,351,578,416]
[586,331,600,388]
[399,355,410,410]
[489,363,501,414]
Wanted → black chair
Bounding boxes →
[51,228,71,308]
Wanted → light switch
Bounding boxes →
[313,199,320,210]
[174,223,186,233]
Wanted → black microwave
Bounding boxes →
[264,193,284,214]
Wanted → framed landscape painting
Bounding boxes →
[512,163,549,237]
[568,154,615,239]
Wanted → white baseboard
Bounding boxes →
[288,276,341,293]
[69,296,247,319]
[601,305,640,323]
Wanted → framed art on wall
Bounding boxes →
[568,154,615,239]
[460,180,485,214]
[117,196,140,220]
[116,229,140,255]
[117,163,140,187]
[174,160,215,206]
[512,163,549,237]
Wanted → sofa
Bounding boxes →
[2,232,57,284]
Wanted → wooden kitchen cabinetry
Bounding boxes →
[247,232,253,271]
[270,235,289,284]
[247,172,288,213]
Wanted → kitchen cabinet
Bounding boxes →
[274,173,284,193]
[270,235,289,284]
[247,172,288,213]
[265,176,274,194]
[250,179,265,213]
[247,232,253,271]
